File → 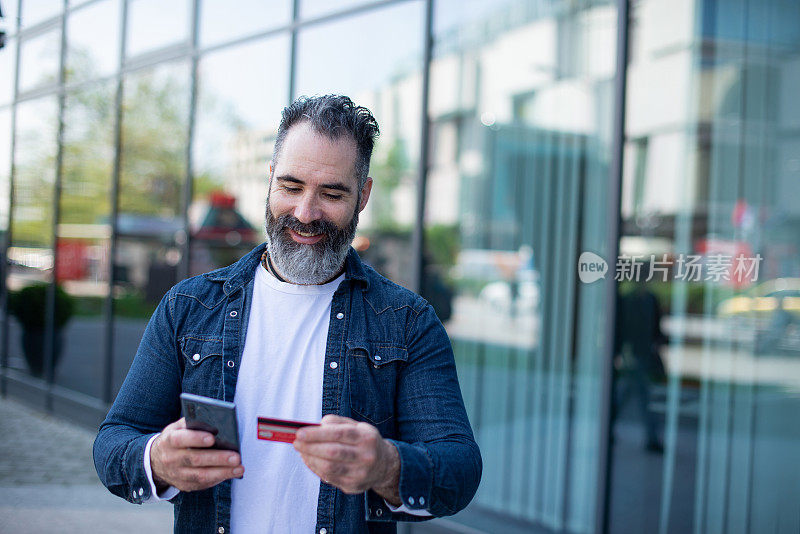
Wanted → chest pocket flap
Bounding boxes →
[181,337,223,366]
[346,341,408,426]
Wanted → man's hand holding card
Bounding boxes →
[291,414,401,506]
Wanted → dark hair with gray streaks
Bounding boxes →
[273,95,380,192]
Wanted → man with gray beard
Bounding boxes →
[94,95,481,534]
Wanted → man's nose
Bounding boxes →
[293,193,322,224]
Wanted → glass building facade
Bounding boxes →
[0,1,798,532]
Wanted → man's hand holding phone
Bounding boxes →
[150,418,245,493]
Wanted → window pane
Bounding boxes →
[65,0,121,83]
[20,0,62,28]
[52,82,115,397]
[295,1,424,288]
[7,96,58,379]
[0,37,16,105]
[0,107,11,241]
[299,0,381,21]
[610,1,800,533]
[126,0,190,57]
[199,0,290,48]
[113,61,189,395]
[18,29,61,92]
[427,0,617,527]
[191,36,289,274]
[2,0,19,33]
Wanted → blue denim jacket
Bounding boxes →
[93,244,481,533]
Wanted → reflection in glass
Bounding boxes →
[0,37,16,105]
[18,29,61,92]
[428,0,617,528]
[191,37,288,274]
[0,109,11,238]
[295,2,423,287]
[7,97,58,378]
[2,0,19,32]
[20,0,62,28]
[112,61,189,395]
[65,0,121,83]
[52,83,115,398]
[299,0,380,21]
[199,0,290,48]
[610,1,800,533]
[126,0,190,57]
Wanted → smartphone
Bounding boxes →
[180,392,240,452]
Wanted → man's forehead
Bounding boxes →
[273,122,359,185]
[282,122,358,156]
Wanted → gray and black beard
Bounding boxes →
[265,200,358,285]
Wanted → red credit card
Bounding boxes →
[257,417,319,443]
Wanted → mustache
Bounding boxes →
[275,213,339,237]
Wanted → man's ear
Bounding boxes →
[358,177,373,213]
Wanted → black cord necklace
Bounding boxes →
[261,251,288,283]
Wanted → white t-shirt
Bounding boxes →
[230,264,343,533]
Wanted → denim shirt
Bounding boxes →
[93,244,481,534]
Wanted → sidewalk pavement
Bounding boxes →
[0,396,173,534]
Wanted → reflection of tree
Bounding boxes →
[119,70,188,217]
[60,84,115,225]
[369,138,410,230]
[12,101,57,247]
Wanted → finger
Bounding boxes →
[179,450,242,468]
[293,442,358,463]
[178,465,245,489]
[320,414,357,425]
[296,424,361,444]
[167,428,217,449]
[299,454,347,482]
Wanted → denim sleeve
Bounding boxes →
[93,290,183,504]
[365,301,482,522]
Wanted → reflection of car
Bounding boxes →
[718,278,800,354]
[717,278,800,318]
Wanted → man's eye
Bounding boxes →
[324,193,343,200]
[284,187,301,193]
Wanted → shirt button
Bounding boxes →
[227,360,235,368]
[229,310,237,317]
[374,355,381,361]
[408,496,415,505]
[329,361,338,369]
[419,496,425,505]
[319,529,327,534]
[336,312,344,319]
[192,353,200,361]
[138,487,144,496]
[376,508,383,517]
[218,527,225,534]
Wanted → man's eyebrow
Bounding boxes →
[276,175,352,193]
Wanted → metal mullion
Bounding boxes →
[287,0,299,102]
[0,0,23,397]
[597,1,630,533]
[122,42,192,73]
[178,0,200,283]
[101,0,128,405]
[557,133,584,528]
[44,1,69,411]
[410,0,432,293]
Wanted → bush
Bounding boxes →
[8,283,74,329]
